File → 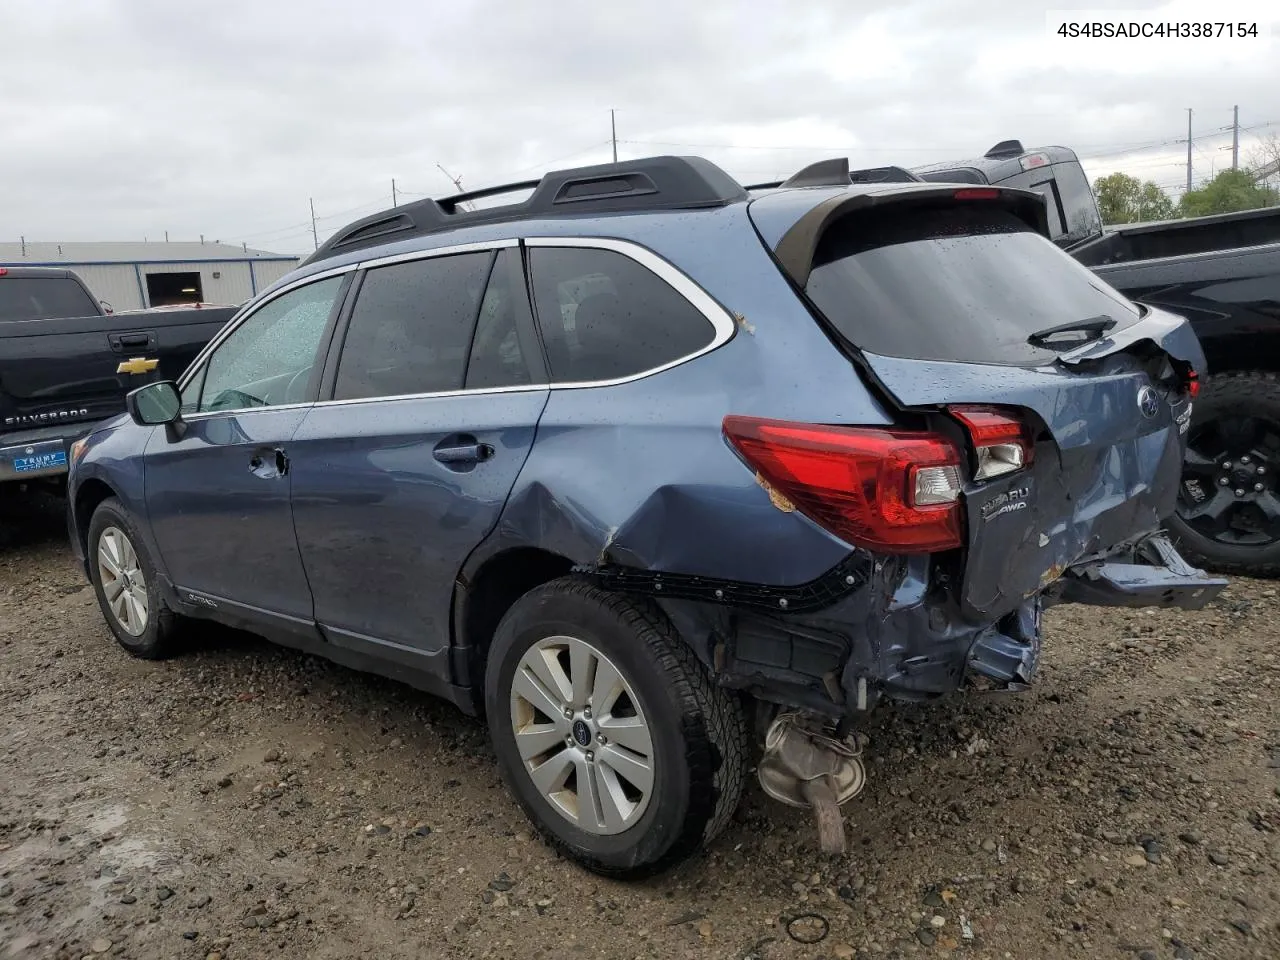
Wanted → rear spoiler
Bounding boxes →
[770,181,1051,287]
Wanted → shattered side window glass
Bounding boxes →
[528,248,715,383]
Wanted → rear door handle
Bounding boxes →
[433,440,494,466]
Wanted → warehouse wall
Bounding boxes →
[47,258,300,312]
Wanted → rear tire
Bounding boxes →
[1165,371,1280,578]
[87,498,181,659]
[484,576,747,879]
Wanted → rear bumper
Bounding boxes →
[1047,533,1228,610]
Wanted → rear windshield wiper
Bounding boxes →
[1026,314,1116,349]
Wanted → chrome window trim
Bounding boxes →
[181,402,314,424]
[179,235,737,417]
[522,236,736,391]
[358,237,519,270]
[306,382,550,411]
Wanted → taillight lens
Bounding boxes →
[722,415,964,554]
[1186,369,1200,399]
[949,406,1033,481]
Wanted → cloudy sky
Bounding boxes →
[3,0,1277,256]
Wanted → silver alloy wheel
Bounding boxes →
[510,635,656,836]
[97,526,149,637]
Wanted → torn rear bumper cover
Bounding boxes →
[1047,533,1228,610]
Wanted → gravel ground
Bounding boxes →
[1,489,1278,960]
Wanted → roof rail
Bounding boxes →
[984,139,1025,159]
[302,155,748,266]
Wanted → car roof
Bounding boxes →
[910,142,1081,183]
[265,154,1049,300]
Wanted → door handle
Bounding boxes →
[249,447,289,479]
[433,441,494,466]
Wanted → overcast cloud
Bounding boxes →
[2,0,1277,256]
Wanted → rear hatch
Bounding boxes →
[754,191,1204,621]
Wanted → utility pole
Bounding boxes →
[611,109,618,162]
[1185,108,1193,194]
[392,178,398,207]
[310,198,319,251]
[1231,105,1240,170]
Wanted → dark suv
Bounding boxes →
[67,155,1225,877]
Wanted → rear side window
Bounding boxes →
[0,277,99,321]
[334,252,490,400]
[805,204,1141,367]
[528,247,716,383]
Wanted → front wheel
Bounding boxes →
[1166,371,1280,578]
[484,577,747,879]
[87,497,181,658]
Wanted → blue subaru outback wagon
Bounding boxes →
[67,155,1226,877]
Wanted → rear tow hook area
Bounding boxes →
[757,713,866,855]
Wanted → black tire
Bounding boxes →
[1165,370,1280,578]
[484,576,747,879]
[87,497,181,659]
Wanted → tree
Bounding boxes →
[1093,172,1177,225]
[1179,168,1279,218]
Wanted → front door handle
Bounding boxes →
[433,439,494,466]
[249,447,289,479]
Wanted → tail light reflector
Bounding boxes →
[949,405,1033,480]
[722,415,964,554]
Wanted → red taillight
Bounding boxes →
[953,188,1000,200]
[0,268,8,276]
[1186,369,1201,399]
[722,415,964,554]
[949,405,1033,480]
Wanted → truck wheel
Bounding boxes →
[1166,371,1280,577]
[88,498,181,658]
[484,577,747,879]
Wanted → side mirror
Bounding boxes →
[126,380,182,427]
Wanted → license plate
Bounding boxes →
[13,450,67,473]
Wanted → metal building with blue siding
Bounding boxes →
[0,240,299,312]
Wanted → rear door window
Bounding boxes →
[333,252,490,401]
[527,247,717,383]
[464,249,535,390]
[0,277,99,321]
[804,203,1141,367]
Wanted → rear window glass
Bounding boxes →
[0,277,99,321]
[804,204,1141,367]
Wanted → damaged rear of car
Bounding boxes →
[552,164,1227,864]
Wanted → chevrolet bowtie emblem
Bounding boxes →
[117,357,159,375]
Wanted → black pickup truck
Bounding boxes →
[0,266,238,489]
[906,142,1280,576]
